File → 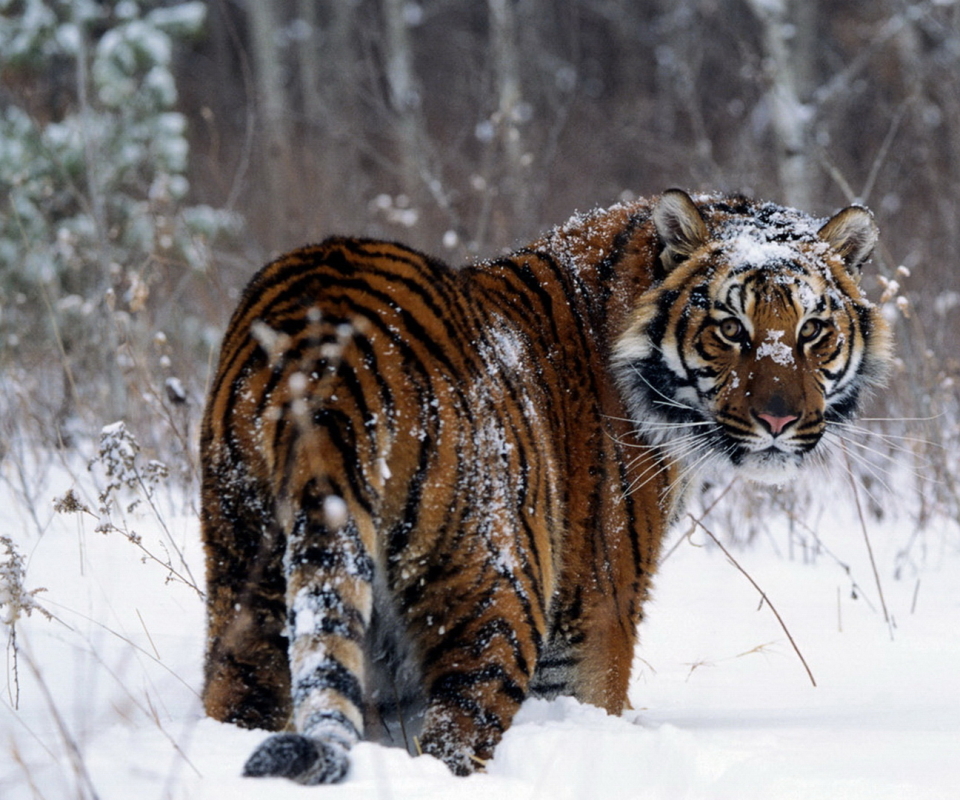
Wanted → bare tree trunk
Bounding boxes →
[296,0,324,128]
[381,0,428,206]
[304,1,365,233]
[247,0,294,248]
[76,15,127,420]
[745,0,817,209]
[487,0,534,236]
[654,0,718,185]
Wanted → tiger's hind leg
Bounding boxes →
[201,459,291,731]
[411,568,542,775]
[243,481,375,785]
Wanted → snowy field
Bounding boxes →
[2,445,959,800]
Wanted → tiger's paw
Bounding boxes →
[242,733,350,785]
[419,734,488,776]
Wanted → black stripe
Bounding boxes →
[299,710,361,743]
[417,588,493,667]
[386,425,434,562]
[347,240,477,344]
[293,659,364,711]
[354,333,397,438]
[287,585,368,642]
[595,211,649,295]
[287,406,372,516]
[431,663,526,713]
[613,434,645,587]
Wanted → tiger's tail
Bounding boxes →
[241,494,375,784]
[241,445,376,781]
[247,312,385,784]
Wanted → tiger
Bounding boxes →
[199,189,891,784]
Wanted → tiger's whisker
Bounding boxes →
[625,363,700,414]
[819,436,900,502]
[825,429,932,466]
[606,424,716,452]
[825,421,942,453]
[602,412,714,429]
[627,447,717,501]
[822,433,931,490]
[622,429,718,457]
[852,414,944,424]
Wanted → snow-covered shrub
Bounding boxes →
[0,0,239,436]
[0,535,49,631]
[0,534,52,708]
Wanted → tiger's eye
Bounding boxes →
[799,318,824,342]
[719,318,744,341]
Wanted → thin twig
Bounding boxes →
[768,491,877,613]
[860,100,909,205]
[689,514,817,688]
[659,478,739,566]
[843,446,894,641]
[21,643,101,799]
[132,468,201,592]
[39,596,201,700]
[137,609,161,660]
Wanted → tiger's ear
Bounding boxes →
[653,189,709,271]
[818,205,879,277]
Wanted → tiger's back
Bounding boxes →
[200,192,890,783]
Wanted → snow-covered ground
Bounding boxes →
[2,451,958,800]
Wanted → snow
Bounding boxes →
[726,235,799,270]
[323,495,349,529]
[756,329,794,366]
[2,456,959,799]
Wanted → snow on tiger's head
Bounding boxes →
[613,189,892,485]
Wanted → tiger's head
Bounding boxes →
[614,189,892,485]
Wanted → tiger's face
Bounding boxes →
[614,190,892,485]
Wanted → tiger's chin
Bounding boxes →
[732,448,807,486]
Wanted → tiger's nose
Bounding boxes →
[755,394,799,436]
[757,412,799,435]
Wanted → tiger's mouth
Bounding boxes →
[732,447,806,484]
[706,408,825,484]
[720,427,824,484]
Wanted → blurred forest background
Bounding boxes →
[1,0,958,528]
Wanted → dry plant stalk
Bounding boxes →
[687,515,818,688]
